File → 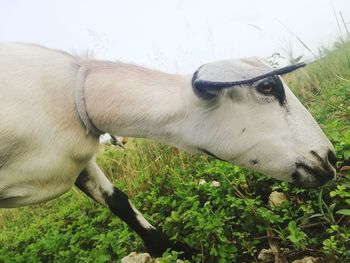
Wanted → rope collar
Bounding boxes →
[75,66,105,138]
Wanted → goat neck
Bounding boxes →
[82,60,191,143]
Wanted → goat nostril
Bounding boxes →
[311,150,337,170]
[327,150,337,168]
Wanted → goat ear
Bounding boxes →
[192,59,306,100]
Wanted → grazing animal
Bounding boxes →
[0,43,336,257]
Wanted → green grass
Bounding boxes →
[0,42,349,263]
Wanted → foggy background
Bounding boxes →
[1,0,349,73]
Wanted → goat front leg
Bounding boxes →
[75,161,193,258]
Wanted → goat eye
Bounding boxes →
[257,82,274,95]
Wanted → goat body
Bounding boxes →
[0,43,192,257]
[0,43,100,205]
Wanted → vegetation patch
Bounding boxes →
[0,43,349,262]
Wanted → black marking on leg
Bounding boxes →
[75,169,95,200]
[144,229,195,258]
[103,188,195,258]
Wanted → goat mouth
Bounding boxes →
[292,163,335,188]
[198,148,227,162]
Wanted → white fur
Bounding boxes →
[84,161,114,205]
[0,42,335,207]
[130,202,156,230]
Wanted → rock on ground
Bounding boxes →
[292,256,322,263]
[121,252,154,263]
[268,191,288,207]
[121,252,185,263]
[258,248,275,261]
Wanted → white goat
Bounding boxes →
[0,43,336,257]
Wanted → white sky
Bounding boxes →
[1,0,349,73]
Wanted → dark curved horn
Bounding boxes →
[192,70,233,100]
[192,62,306,100]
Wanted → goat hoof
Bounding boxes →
[146,242,196,260]
[144,231,196,259]
[168,240,198,259]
